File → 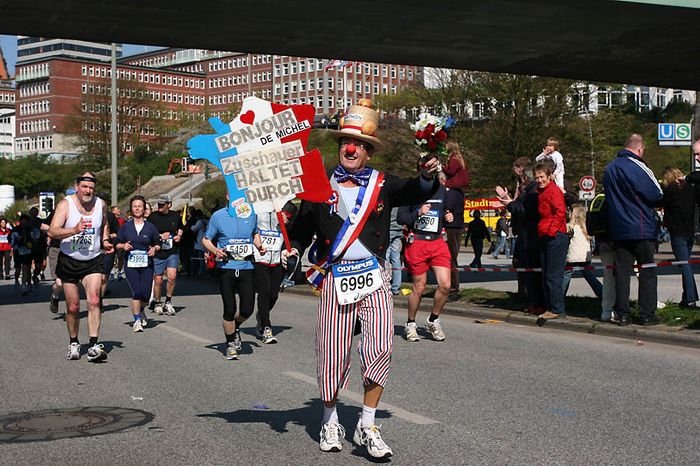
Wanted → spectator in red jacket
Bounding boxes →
[442,140,469,190]
[535,161,569,319]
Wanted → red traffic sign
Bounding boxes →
[579,176,596,192]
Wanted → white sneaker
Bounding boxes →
[404,322,420,342]
[66,342,81,360]
[153,303,164,315]
[425,318,446,341]
[224,344,238,360]
[261,327,277,344]
[164,302,176,316]
[140,314,148,328]
[86,343,107,362]
[353,422,393,458]
[133,320,143,333]
[319,421,345,452]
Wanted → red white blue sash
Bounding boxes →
[306,169,384,290]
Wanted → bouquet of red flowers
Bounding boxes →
[411,113,454,154]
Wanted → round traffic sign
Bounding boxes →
[579,176,596,192]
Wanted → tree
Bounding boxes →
[0,155,76,199]
[65,78,171,169]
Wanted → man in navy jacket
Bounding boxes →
[602,133,663,326]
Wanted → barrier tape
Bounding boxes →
[193,256,700,273]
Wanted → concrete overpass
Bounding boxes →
[1,0,698,89]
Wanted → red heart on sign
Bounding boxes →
[240,110,255,125]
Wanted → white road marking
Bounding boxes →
[159,324,212,344]
[284,371,439,425]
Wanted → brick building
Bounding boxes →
[121,48,422,118]
[14,57,206,158]
[13,46,422,158]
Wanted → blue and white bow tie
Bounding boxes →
[333,166,371,187]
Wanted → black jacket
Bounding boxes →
[290,171,438,262]
[662,181,699,237]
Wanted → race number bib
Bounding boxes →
[70,228,95,253]
[224,239,254,261]
[161,238,173,250]
[260,229,284,252]
[0,234,8,244]
[127,250,148,268]
[331,257,383,305]
[71,217,96,253]
[414,210,440,233]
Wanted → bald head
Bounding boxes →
[624,133,645,157]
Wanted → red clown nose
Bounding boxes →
[345,143,356,155]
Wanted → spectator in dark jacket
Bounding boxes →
[464,210,490,268]
[497,157,545,313]
[602,134,663,326]
[661,166,699,308]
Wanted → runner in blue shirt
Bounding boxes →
[202,204,264,360]
[115,196,161,333]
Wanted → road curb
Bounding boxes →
[280,286,700,349]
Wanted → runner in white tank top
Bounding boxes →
[60,195,104,260]
[49,172,113,363]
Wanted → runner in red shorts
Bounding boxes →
[398,171,453,342]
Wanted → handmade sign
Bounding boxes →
[187,97,332,219]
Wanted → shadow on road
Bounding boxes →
[196,399,391,454]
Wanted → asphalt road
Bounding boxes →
[0,276,698,465]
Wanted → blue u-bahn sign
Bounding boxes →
[658,123,691,146]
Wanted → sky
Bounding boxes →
[0,34,163,77]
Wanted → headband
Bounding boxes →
[76,176,96,184]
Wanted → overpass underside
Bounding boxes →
[2,0,699,89]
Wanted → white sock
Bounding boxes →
[361,405,376,427]
[323,405,338,425]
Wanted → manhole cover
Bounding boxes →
[0,407,154,443]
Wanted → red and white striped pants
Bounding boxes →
[316,265,394,402]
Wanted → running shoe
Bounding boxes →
[425,318,446,341]
[404,322,420,342]
[261,327,277,344]
[353,422,393,458]
[233,330,242,351]
[86,343,107,362]
[140,314,148,328]
[148,299,156,311]
[66,342,81,360]
[133,320,144,333]
[224,344,238,360]
[153,302,164,315]
[49,295,60,314]
[163,302,176,316]
[319,421,345,452]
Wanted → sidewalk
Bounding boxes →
[281,285,700,349]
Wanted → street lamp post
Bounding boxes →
[110,43,117,205]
